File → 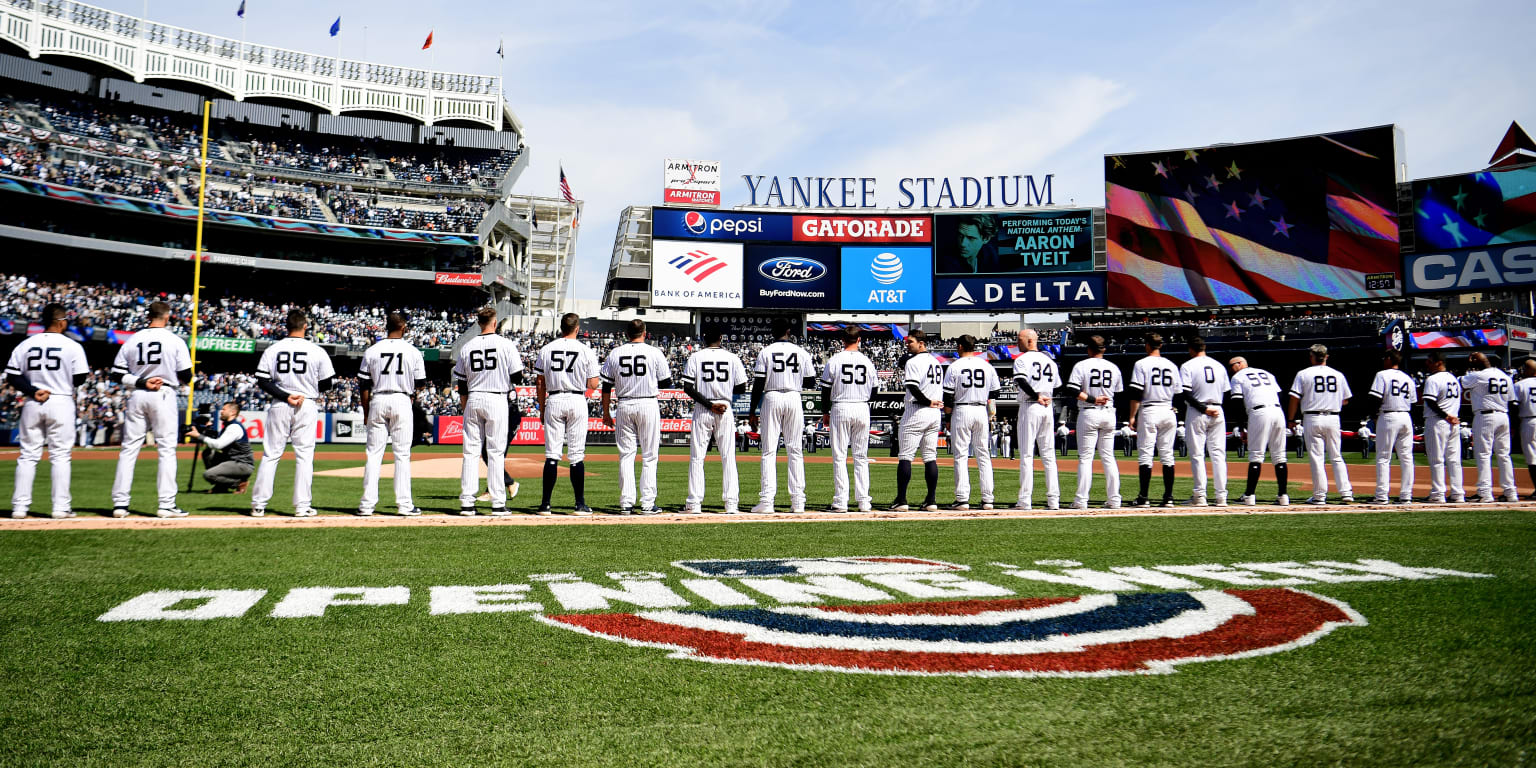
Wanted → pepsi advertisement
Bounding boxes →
[744,245,841,309]
[652,207,793,241]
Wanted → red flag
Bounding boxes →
[422,31,434,50]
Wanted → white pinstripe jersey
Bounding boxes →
[255,337,335,399]
[601,342,671,398]
[820,349,878,403]
[535,337,601,394]
[359,338,427,394]
[452,333,524,393]
[682,346,748,403]
[111,327,191,385]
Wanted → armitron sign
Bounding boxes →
[664,159,722,207]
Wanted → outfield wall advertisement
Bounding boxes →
[651,206,1105,312]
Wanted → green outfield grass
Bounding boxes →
[1,444,1526,517]
[0,509,1532,767]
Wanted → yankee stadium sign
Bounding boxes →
[742,174,1056,209]
[98,555,1490,678]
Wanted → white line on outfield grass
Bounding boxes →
[4,501,1534,529]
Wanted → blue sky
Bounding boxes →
[98,0,1534,300]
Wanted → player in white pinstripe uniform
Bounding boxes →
[534,313,601,516]
[1064,334,1123,509]
[6,303,89,519]
[680,330,748,515]
[1419,351,1465,504]
[1286,344,1353,505]
[251,309,336,517]
[452,306,524,516]
[109,300,193,518]
[357,313,427,516]
[819,326,879,513]
[749,318,816,514]
[1128,333,1184,508]
[1012,329,1059,510]
[943,335,1000,510]
[1366,349,1417,504]
[601,319,673,514]
[1515,359,1536,499]
[1180,337,1230,507]
[1460,352,1518,503]
[889,331,945,513]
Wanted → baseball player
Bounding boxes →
[1181,337,1231,507]
[452,306,524,515]
[681,330,748,515]
[889,330,945,512]
[819,326,879,513]
[601,319,672,514]
[1460,352,1518,503]
[1420,351,1465,503]
[6,303,88,519]
[1063,334,1123,509]
[1514,359,1536,498]
[943,335,1000,510]
[1366,349,1417,504]
[1286,344,1352,505]
[109,301,193,518]
[748,318,815,514]
[534,313,601,516]
[251,309,336,517]
[357,312,427,516]
[1128,333,1184,508]
[1230,356,1289,505]
[1012,328,1060,510]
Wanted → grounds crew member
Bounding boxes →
[188,401,254,494]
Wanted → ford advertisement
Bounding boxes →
[743,245,840,309]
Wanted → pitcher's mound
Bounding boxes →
[316,456,595,479]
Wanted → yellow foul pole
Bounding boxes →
[184,100,210,429]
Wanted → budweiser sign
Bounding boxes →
[434,273,482,286]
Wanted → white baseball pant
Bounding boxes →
[1075,406,1119,507]
[686,403,738,508]
[1303,414,1351,500]
[1522,417,1536,467]
[110,387,180,510]
[1424,417,1465,501]
[615,398,660,509]
[459,392,509,507]
[828,402,871,510]
[543,393,589,463]
[12,397,75,515]
[360,393,414,514]
[1185,407,1228,501]
[898,406,941,463]
[949,404,993,504]
[1136,406,1177,467]
[252,400,320,512]
[1018,402,1058,507]
[758,391,806,508]
[1472,411,1516,500]
[1373,411,1414,501]
[1245,408,1287,466]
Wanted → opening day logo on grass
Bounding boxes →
[99,556,1491,678]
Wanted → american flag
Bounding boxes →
[559,165,575,203]
[1104,126,1400,309]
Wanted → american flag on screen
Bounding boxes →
[1104,126,1400,309]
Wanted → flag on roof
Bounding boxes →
[422,31,433,50]
[329,16,341,36]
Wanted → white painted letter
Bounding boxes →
[738,576,892,604]
[270,586,410,618]
[429,585,541,615]
[546,579,690,611]
[864,573,1014,598]
[98,589,267,622]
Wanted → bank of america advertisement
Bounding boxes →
[650,239,744,308]
[663,160,722,207]
[934,210,1095,274]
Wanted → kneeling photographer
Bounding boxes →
[187,401,254,493]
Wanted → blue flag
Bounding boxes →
[236,0,244,18]
[329,16,341,36]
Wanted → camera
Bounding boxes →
[185,404,214,437]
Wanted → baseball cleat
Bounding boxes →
[1424,495,1446,504]
[571,505,594,517]
[398,509,420,517]
[828,507,848,514]
[1103,500,1122,510]
[981,502,995,511]
[1015,501,1032,511]
[459,506,477,516]
[1213,496,1228,508]
[1276,494,1290,506]
[749,504,775,515]
[507,481,520,500]
[1160,497,1176,508]
[156,508,188,518]
[475,493,491,502]
[111,507,130,518]
[1133,496,1150,508]
[1503,493,1520,503]
[857,503,872,513]
[679,505,701,515]
[1396,497,1413,505]
[9,509,26,519]
[294,508,317,517]
[887,503,909,513]
[1339,495,1354,504]
[1370,496,1390,505]
[1476,496,1495,503]
[250,508,264,518]
[1189,495,1208,507]
[1070,501,1088,510]
[1046,501,1060,511]
[533,504,553,516]
[1450,496,1466,504]
[721,505,739,515]
[489,507,511,517]
[638,506,660,516]
[953,502,970,511]
[356,509,374,517]
[789,506,805,514]
[1241,494,1257,507]
[51,510,76,519]
[922,503,940,513]
[1305,498,1328,506]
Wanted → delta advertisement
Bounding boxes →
[651,207,1107,312]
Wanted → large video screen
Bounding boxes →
[1104,125,1401,308]
[934,210,1094,274]
[1403,164,1536,294]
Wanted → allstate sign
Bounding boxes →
[744,245,840,309]
[1405,244,1536,294]
[934,275,1106,310]
[652,207,793,241]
